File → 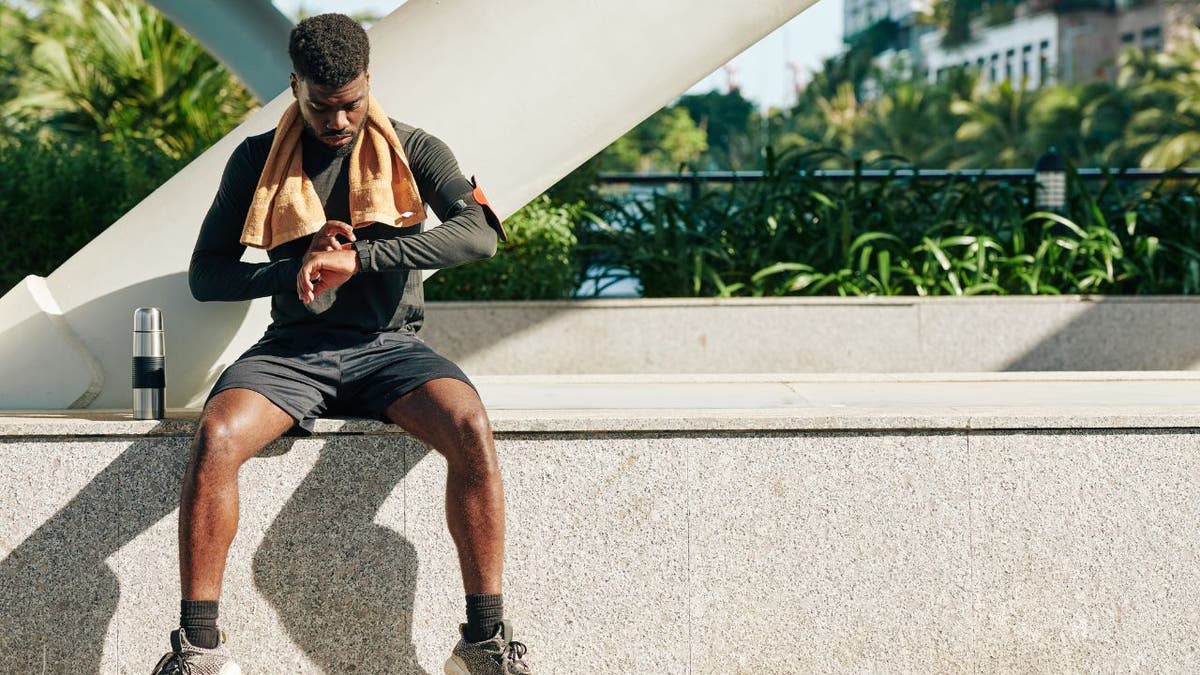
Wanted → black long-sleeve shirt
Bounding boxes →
[189,120,498,336]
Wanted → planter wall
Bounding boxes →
[423,296,1200,374]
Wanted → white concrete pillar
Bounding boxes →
[147,0,294,103]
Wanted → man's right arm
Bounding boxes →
[188,138,303,302]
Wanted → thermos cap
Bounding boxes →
[133,307,163,332]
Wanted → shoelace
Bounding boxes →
[505,640,529,668]
[152,653,192,675]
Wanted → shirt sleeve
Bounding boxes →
[188,139,303,302]
[351,129,499,272]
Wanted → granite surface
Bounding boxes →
[3,374,1200,671]
[688,432,973,672]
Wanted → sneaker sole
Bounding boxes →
[151,658,242,675]
[444,655,472,675]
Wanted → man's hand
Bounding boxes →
[297,249,360,304]
[307,220,355,254]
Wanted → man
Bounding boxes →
[151,13,531,675]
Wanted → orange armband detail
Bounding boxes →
[470,177,507,242]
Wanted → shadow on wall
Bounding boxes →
[253,436,433,675]
[0,433,432,674]
[1004,298,1200,371]
[0,435,189,672]
[58,272,254,409]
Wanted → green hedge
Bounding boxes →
[579,150,1200,297]
[0,137,188,292]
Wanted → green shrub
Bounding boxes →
[424,196,585,301]
[580,149,1200,297]
[0,136,188,292]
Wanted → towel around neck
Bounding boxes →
[239,94,425,250]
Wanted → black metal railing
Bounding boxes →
[597,168,1200,186]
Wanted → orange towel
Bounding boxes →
[240,94,425,250]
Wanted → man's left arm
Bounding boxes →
[351,129,503,272]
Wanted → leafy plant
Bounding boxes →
[424,196,586,301]
[581,149,1200,298]
[4,0,257,159]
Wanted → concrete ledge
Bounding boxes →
[422,296,1200,374]
[5,371,1200,435]
[3,373,1200,672]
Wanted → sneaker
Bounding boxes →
[150,628,242,675]
[444,619,531,675]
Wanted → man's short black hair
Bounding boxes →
[289,13,369,87]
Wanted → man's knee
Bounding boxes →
[190,413,250,478]
[442,405,496,475]
[450,405,492,444]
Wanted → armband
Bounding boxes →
[470,177,508,242]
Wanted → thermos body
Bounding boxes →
[132,307,165,420]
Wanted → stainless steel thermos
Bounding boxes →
[132,307,165,419]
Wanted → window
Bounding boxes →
[1039,42,1050,85]
[1022,45,1032,83]
[1005,48,1015,82]
[1142,26,1162,51]
[1120,32,1136,45]
[990,53,999,83]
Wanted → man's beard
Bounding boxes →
[301,117,362,158]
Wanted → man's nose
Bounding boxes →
[326,110,349,130]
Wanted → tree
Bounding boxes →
[0,0,259,290]
[854,78,963,166]
[1118,26,1200,168]
[4,0,257,159]
[949,80,1039,168]
[675,90,756,167]
[0,5,32,112]
[599,106,708,172]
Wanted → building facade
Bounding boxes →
[844,0,1197,89]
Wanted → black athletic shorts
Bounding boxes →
[208,328,474,432]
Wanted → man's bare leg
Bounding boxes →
[384,378,504,596]
[180,388,296,600]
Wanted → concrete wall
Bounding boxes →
[421,296,1200,375]
[2,415,1199,672]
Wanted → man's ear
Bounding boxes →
[290,73,298,98]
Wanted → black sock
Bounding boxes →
[180,600,221,649]
[464,593,504,643]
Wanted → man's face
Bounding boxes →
[291,71,370,149]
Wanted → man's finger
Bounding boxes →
[325,221,354,236]
[300,263,315,300]
[329,221,355,242]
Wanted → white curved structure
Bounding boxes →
[149,0,294,102]
[0,0,817,409]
